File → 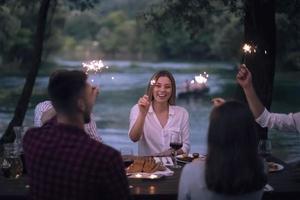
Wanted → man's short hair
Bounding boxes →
[48,70,87,115]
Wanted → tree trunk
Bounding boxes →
[236,0,276,139]
[0,0,52,144]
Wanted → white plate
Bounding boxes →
[176,154,206,164]
[268,162,284,172]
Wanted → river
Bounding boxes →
[0,60,299,162]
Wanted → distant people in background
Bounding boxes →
[178,101,267,200]
[34,100,102,142]
[23,70,130,200]
[129,70,190,156]
[237,64,300,133]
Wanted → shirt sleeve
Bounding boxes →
[34,101,52,127]
[181,108,191,154]
[256,108,300,133]
[128,104,139,135]
[84,114,102,142]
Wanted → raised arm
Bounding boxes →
[129,95,151,142]
[236,64,265,119]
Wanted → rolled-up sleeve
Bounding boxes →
[256,108,300,133]
[34,101,52,127]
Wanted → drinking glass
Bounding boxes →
[258,139,272,160]
[2,143,23,179]
[170,133,183,168]
[120,147,134,169]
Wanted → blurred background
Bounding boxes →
[0,0,299,161]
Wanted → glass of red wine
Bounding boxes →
[170,133,183,168]
[120,147,134,169]
[258,139,272,161]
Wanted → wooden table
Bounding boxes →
[1,157,300,200]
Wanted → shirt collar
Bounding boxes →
[148,104,175,116]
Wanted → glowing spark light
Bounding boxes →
[82,60,107,73]
[82,59,111,86]
[194,73,209,84]
[241,43,257,64]
[150,79,156,86]
[242,43,257,54]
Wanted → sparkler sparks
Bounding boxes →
[82,59,112,86]
[194,72,209,84]
[150,79,156,86]
[241,43,257,64]
[82,60,107,73]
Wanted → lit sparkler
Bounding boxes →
[241,43,257,64]
[82,60,110,86]
[194,72,209,84]
[150,79,156,86]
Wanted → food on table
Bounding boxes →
[127,157,166,173]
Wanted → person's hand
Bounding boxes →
[236,64,253,89]
[211,97,225,107]
[138,95,151,116]
[41,108,56,125]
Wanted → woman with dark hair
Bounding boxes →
[129,70,190,156]
[178,101,267,200]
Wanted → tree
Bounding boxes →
[143,0,277,138]
[0,0,101,144]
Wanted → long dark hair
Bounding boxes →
[146,70,176,105]
[205,101,267,195]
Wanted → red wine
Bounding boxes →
[123,159,134,168]
[170,143,183,150]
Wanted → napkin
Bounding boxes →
[152,166,174,176]
[154,157,174,167]
[264,184,274,192]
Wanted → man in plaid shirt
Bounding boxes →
[23,70,130,200]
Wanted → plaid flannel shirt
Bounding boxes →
[23,123,130,200]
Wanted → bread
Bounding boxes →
[127,157,166,173]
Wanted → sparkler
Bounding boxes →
[82,60,110,87]
[194,72,209,84]
[241,43,257,64]
[147,79,156,101]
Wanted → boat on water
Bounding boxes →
[177,85,209,99]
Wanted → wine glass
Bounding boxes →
[258,139,272,160]
[170,133,183,168]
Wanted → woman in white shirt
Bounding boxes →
[129,70,190,156]
[178,101,267,200]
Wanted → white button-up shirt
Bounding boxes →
[34,100,102,142]
[129,104,190,156]
[256,108,300,133]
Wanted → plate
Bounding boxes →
[268,162,284,172]
[263,184,274,192]
[128,173,164,179]
[176,153,206,164]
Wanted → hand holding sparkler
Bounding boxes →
[138,95,151,116]
[236,64,253,89]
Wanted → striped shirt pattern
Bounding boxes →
[34,101,102,142]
